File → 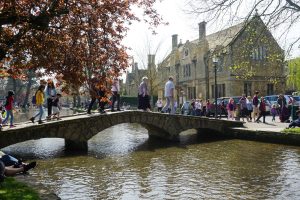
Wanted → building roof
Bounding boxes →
[191,21,245,50]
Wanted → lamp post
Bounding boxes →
[212,56,219,118]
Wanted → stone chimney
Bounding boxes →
[133,62,138,71]
[147,54,155,69]
[198,21,207,41]
[172,34,178,50]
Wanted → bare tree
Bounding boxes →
[186,0,300,55]
[133,35,170,96]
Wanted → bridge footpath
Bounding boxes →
[0,111,244,151]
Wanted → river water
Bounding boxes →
[2,110,300,199]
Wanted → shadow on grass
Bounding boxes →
[0,177,39,200]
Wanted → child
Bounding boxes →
[227,98,235,120]
[271,104,277,122]
[51,94,62,120]
[2,91,15,128]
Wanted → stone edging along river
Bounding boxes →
[14,175,61,200]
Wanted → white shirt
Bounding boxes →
[111,80,120,92]
[164,80,174,97]
[156,100,163,107]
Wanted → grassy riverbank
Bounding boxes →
[0,177,39,200]
[283,127,300,134]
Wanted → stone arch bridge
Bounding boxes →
[0,111,244,151]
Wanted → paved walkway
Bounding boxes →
[236,115,289,132]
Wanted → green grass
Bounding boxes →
[283,127,300,134]
[0,177,40,200]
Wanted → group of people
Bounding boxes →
[137,76,176,114]
[29,80,62,124]
[0,80,62,129]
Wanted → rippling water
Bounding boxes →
[2,122,300,200]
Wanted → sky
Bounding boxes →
[122,0,300,74]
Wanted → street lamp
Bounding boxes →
[212,55,219,118]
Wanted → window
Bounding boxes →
[184,49,189,57]
[251,46,267,60]
[212,84,226,98]
[183,64,191,77]
[188,87,196,99]
[267,84,274,95]
[244,82,252,96]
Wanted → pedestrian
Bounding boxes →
[195,99,202,116]
[30,84,45,124]
[138,76,151,111]
[156,98,163,112]
[252,91,259,121]
[256,97,266,123]
[45,80,57,120]
[51,93,62,120]
[111,77,120,112]
[98,86,107,114]
[1,90,15,128]
[239,94,249,122]
[287,110,300,128]
[227,98,235,120]
[205,99,211,117]
[161,76,175,114]
[271,104,277,122]
[246,96,253,121]
[190,99,196,116]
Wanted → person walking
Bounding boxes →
[252,91,259,121]
[256,97,267,123]
[161,76,175,114]
[1,90,15,128]
[271,104,277,122]
[138,76,151,111]
[227,98,235,120]
[45,80,57,120]
[239,94,249,122]
[111,78,120,112]
[50,93,62,120]
[246,96,253,121]
[30,85,45,124]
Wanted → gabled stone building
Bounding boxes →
[157,15,286,104]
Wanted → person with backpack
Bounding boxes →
[29,85,45,124]
[1,90,15,128]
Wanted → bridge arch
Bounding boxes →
[0,111,244,151]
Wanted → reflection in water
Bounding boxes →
[2,123,300,200]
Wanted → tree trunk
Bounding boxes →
[23,70,34,108]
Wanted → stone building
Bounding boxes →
[157,15,286,105]
[125,55,158,96]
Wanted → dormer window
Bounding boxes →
[184,49,189,57]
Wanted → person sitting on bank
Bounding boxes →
[0,151,37,182]
[287,110,300,129]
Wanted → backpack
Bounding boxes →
[32,95,36,104]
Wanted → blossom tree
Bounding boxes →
[0,0,164,95]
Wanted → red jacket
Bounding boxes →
[5,96,14,110]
